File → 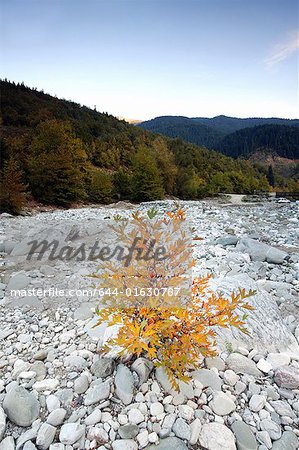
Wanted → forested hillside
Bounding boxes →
[139,115,299,159]
[0,80,281,213]
[217,124,299,159]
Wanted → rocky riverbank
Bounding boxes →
[0,199,298,449]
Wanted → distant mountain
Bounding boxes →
[138,116,226,149]
[192,115,299,135]
[138,115,299,159]
[216,124,299,159]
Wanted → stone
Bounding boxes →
[84,409,102,425]
[266,353,290,370]
[23,443,37,450]
[7,273,30,290]
[249,394,266,412]
[118,424,139,439]
[155,367,175,394]
[137,430,149,447]
[31,361,47,381]
[189,418,202,445]
[59,423,85,445]
[223,370,239,386]
[178,404,194,421]
[131,357,154,385]
[256,359,272,374]
[84,380,110,406]
[74,374,89,394]
[173,418,191,440]
[36,423,56,449]
[47,408,67,426]
[231,420,258,450]
[270,400,296,418]
[63,355,88,371]
[0,436,15,450]
[226,353,262,377]
[236,238,287,264]
[0,407,6,441]
[3,386,40,427]
[274,366,299,389]
[192,368,222,390]
[49,445,65,450]
[115,364,134,405]
[217,236,238,246]
[91,358,114,378]
[205,356,225,371]
[210,392,236,416]
[147,436,188,449]
[199,423,236,450]
[112,440,138,450]
[150,402,164,416]
[260,419,281,440]
[46,395,60,412]
[33,379,59,392]
[256,430,271,448]
[272,431,298,450]
[128,408,144,425]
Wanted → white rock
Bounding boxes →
[266,353,291,370]
[178,404,194,421]
[223,370,239,386]
[200,422,236,450]
[0,436,15,450]
[59,422,85,445]
[210,392,236,416]
[85,409,102,425]
[36,423,56,449]
[47,408,67,426]
[128,408,144,425]
[257,359,272,373]
[249,394,266,412]
[150,402,164,416]
[137,429,149,447]
[18,371,36,379]
[189,418,202,445]
[46,395,60,412]
[33,379,59,392]
[112,440,138,450]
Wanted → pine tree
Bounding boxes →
[132,148,164,201]
[267,165,275,187]
[0,158,27,214]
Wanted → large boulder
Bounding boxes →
[236,238,288,264]
[3,386,40,427]
[209,274,299,354]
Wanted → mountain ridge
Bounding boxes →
[139,115,299,158]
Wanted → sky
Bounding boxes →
[1,0,298,120]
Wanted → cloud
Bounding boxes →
[265,30,299,68]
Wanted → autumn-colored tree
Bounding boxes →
[0,158,28,214]
[93,208,254,387]
[28,120,87,206]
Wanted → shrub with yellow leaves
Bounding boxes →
[92,207,255,388]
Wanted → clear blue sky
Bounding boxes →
[1,0,298,119]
